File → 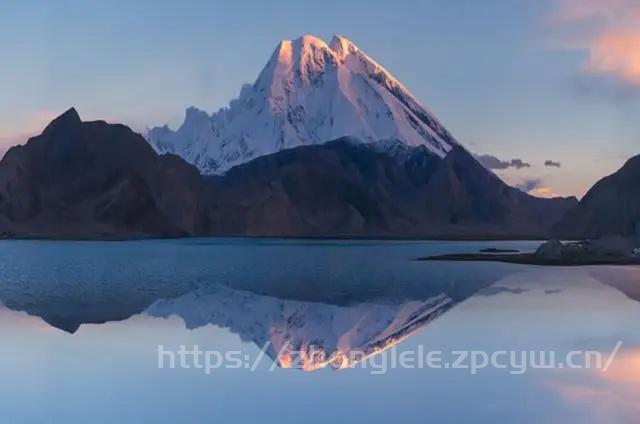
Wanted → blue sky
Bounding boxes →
[1,0,639,197]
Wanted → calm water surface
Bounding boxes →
[0,239,638,423]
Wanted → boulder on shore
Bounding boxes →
[535,240,566,259]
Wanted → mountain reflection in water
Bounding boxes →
[148,285,455,371]
[1,240,639,374]
[0,257,520,370]
[1,240,639,423]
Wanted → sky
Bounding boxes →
[1,0,639,198]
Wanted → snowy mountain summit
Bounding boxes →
[148,34,458,174]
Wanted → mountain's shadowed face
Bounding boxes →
[207,139,577,237]
[0,109,212,239]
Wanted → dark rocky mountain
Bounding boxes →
[0,110,577,239]
[555,154,640,239]
[207,138,577,238]
[0,108,212,239]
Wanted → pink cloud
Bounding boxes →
[548,0,640,86]
[586,31,640,84]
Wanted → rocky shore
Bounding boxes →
[420,237,640,266]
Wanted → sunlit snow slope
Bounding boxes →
[148,35,457,174]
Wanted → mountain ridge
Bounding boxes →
[555,154,640,239]
[0,109,578,240]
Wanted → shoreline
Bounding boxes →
[0,234,551,243]
[418,253,640,266]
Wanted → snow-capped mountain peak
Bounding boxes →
[148,34,458,174]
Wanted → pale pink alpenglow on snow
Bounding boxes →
[148,35,458,174]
